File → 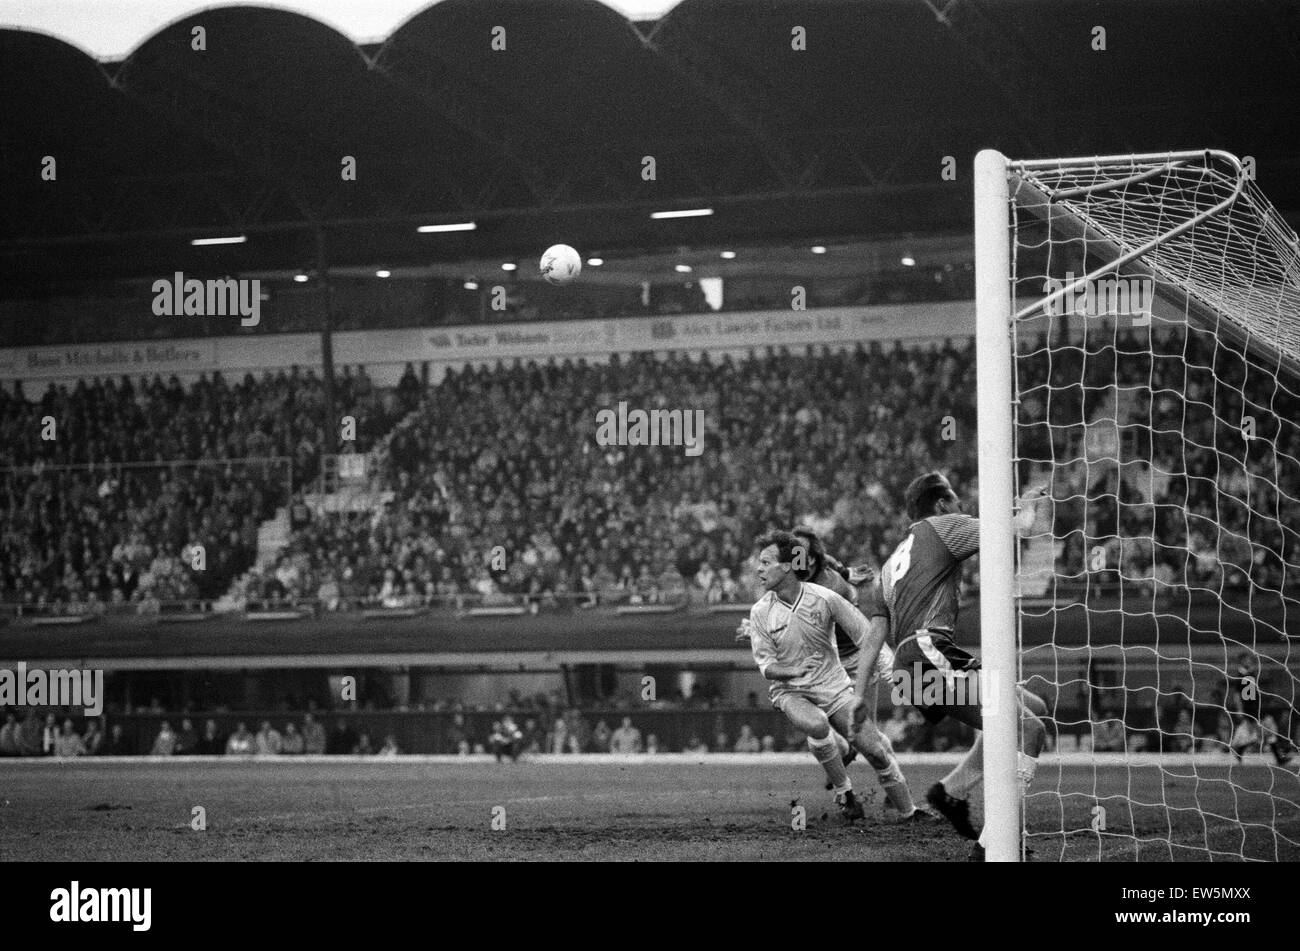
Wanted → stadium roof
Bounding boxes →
[0,0,683,60]
[2,0,1298,290]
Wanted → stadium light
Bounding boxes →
[720,250,736,259]
[674,264,692,273]
[811,245,827,254]
[650,208,713,219]
[463,280,479,290]
[417,222,477,233]
[376,269,391,278]
[586,258,603,266]
[501,262,517,271]
[191,235,246,246]
[293,274,308,283]
[901,256,916,266]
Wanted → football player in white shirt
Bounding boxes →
[746,530,920,821]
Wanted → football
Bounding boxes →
[540,243,582,285]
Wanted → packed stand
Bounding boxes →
[278,342,978,610]
[1016,325,1300,596]
[0,367,402,610]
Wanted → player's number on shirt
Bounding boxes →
[887,533,915,582]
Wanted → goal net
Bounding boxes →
[974,149,1300,861]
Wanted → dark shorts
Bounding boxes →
[892,631,982,724]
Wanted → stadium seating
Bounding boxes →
[0,368,402,610]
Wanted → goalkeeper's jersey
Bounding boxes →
[870,513,979,645]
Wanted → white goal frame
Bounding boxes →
[972,147,1292,861]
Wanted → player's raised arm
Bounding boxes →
[1013,483,1050,536]
[930,512,981,561]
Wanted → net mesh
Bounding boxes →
[1006,151,1300,861]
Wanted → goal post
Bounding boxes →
[974,148,1021,863]
[974,148,1300,862]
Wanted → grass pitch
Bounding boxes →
[2,753,1296,861]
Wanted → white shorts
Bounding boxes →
[772,681,856,720]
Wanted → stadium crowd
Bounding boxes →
[0,367,403,610]
[4,690,1295,760]
[6,323,1296,617]
[1017,323,1300,595]
[261,342,977,609]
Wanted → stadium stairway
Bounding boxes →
[255,507,291,570]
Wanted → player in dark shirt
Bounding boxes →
[851,471,1050,858]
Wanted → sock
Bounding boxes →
[876,758,916,815]
[810,734,850,795]
[942,734,984,800]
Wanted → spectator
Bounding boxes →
[589,719,612,753]
[760,735,776,753]
[104,723,135,756]
[281,722,305,754]
[196,719,225,755]
[83,718,106,756]
[1168,709,1195,753]
[1262,712,1296,765]
[302,713,327,754]
[327,718,358,755]
[150,721,178,756]
[378,734,401,758]
[447,714,473,755]
[225,722,255,756]
[684,735,709,755]
[734,724,761,753]
[175,718,199,755]
[255,720,283,755]
[16,710,42,756]
[547,717,570,754]
[645,733,663,754]
[54,718,87,757]
[1229,716,1260,761]
[352,732,373,755]
[520,717,544,754]
[609,716,643,754]
[1089,710,1126,752]
[564,710,590,753]
[489,718,522,762]
[42,713,60,755]
[0,712,18,756]
[1159,684,1195,736]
